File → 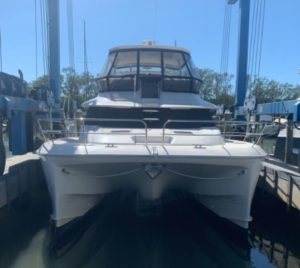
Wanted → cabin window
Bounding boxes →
[110,51,138,76]
[139,51,162,75]
[85,107,214,129]
[108,77,134,91]
[185,54,197,76]
[101,52,116,76]
[163,52,190,77]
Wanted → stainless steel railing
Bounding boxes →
[37,117,148,142]
[37,117,273,146]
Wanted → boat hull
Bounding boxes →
[40,154,262,228]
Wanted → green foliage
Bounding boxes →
[248,77,300,103]
[196,68,235,107]
[197,68,300,106]
[29,75,49,88]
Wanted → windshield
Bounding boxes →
[101,50,198,77]
[164,52,190,76]
[110,51,137,76]
[99,49,201,93]
[139,51,162,75]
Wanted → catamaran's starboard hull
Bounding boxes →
[40,154,262,228]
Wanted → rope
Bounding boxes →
[257,0,266,79]
[224,6,232,76]
[40,0,46,75]
[220,1,232,104]
[40,0,49,76]
[44,0,49,74]
[220,3,230,75]
[67,0,75,70]
[248,0,258,93]
[83,20,88,74]
[253,0,263,81]
[247,0,266,97]
[249,0,260,83]
[35,0,38,78]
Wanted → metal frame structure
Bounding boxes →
[47,0,61,106]
[228,0,251,118]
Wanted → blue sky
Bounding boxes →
[0,0,299,85]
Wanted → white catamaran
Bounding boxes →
[37,43,266,229]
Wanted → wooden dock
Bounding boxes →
[260,157,300,211]
[0,153,44,209]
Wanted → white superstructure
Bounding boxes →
[37,44,266,228]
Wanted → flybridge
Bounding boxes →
[97,45,202,95]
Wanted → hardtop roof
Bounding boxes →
[109,44,191,54]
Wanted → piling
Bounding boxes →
[285,115,293,164]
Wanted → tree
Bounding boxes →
[196,68,235,107]
[29,75,49,88]
[248,77,300,103]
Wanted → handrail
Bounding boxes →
[38,117,148,143]
[38,118,271,146]
[162,119,214,142]
[162,119,265,144]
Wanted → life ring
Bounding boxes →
[0,118,6,175]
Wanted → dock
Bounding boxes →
[259,156,300,211]
[0,153,44,209]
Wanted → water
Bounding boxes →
[0,186,300,268]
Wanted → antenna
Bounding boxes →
[83,20,88,74]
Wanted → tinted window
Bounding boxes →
[139,51,162,75]
[110,51,137,76]
[163,52,190,77]
[101,52,116,76]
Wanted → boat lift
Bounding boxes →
[228,0,300,122]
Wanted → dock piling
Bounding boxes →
[285,116,293,164]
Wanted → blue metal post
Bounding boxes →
[11,111,27,155]
[235,0,250,116]
[47,0,61,104]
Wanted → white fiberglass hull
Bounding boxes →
[39,140,265,228]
